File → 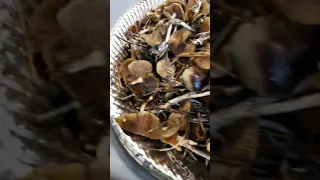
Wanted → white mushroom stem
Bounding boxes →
[140,94,154,112]
[159,91,210,109]
[129,77,144,85]
[165,13,177,43]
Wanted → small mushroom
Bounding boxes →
[180,66,208,92]
[194,55,210,70]
[141,28,164,46]
[165,0,187,12]
[191,12,204,25]
[164,3,185,20]
[187,0,199,9]
[116,112,160,139]
[184,43,196,54]
[200,17,210,32]
[168,29,191,55]
[127,73,160,96]
[201,0,210,15]
[156,59,176,78]
[119,58,135,79]
[128,60,153,78]
[194,43,210,69]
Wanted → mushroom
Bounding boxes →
[168,29,191,55]
[194,43,210,70]
[165,0,187,12]
[180,66,208,92]
[156,59,176,78]
[116,112,161,139]
[164,3,186,20]
[201,0,210,15]
[119,58,135,80]
[127,73,160,96]
[191,12,204,25]
[141,28,164,46]
[127,60,153,78]
[200,17,210,32]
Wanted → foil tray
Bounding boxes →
[110,0,209,180]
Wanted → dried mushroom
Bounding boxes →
[181,66,208,91]
[168,29,191,55]
[127,73,160,96]
[115,0,210,166]
[127,60,153,78]
[200,17,210,32]
[156,59,176,78]
[164,3,186,20]
[141,29,163,46]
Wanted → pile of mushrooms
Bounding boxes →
[115,0,210,163]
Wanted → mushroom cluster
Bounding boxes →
[115,0,210,163]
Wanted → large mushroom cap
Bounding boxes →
[272,0,320,24]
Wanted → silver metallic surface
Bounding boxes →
[110,1,208,179]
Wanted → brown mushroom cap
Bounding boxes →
[115,112,160,138]
[194,56,210,70]
[201,0,210,15]
[128,60,153,78]
[165,0,187,12]
[168,29,191,55]
[272,0,320,24]
[164,3,185,20]
[200,17,210,32]
[156,59,176,78]
[194,43,210,69]
[181,66,208,92]
[128,73,160,96]
[119,58,135,79]
[141,29,163,46]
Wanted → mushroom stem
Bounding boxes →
[160,91,210,109]
[140,94,154,112]
[129,77,144,85]
[165,13,177,43]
